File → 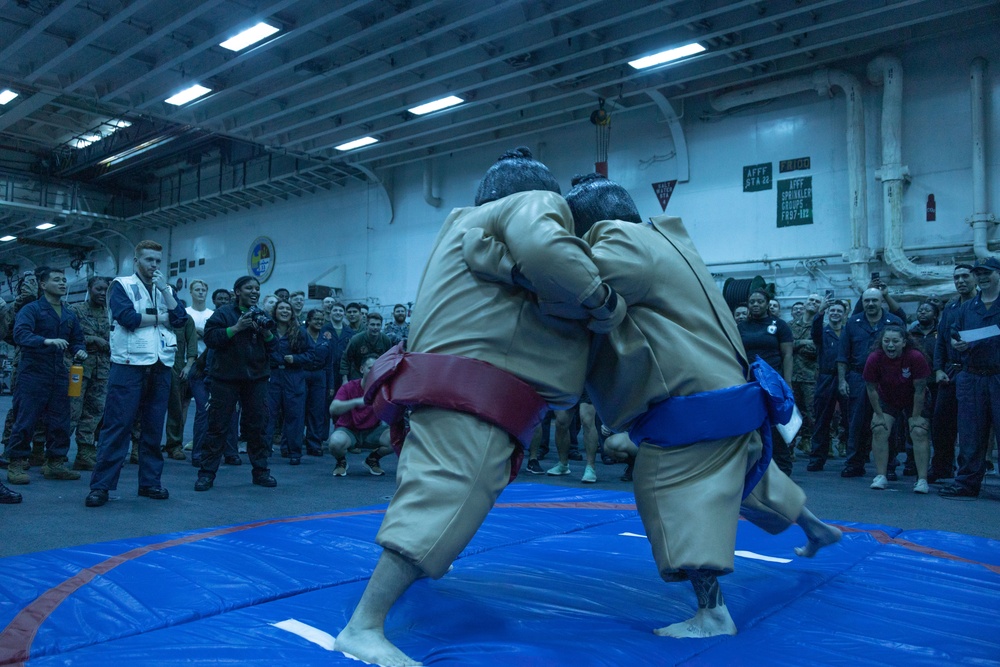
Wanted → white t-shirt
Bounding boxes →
[186,306,214,354]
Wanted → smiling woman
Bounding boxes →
[863,325,931,493]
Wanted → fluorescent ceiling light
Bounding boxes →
[165,84,212,106]
[35,222,56,230]
[408,95,464,115]
[0,89,17,105]
[629,42,706,69]
[0,235,15,242]
[335,136,379,151]
[220,22,280,51]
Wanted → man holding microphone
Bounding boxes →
[85,241,188,507]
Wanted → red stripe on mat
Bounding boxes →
[1,501,996,665]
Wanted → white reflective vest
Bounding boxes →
[108,275,177,366]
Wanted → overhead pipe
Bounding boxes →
[423,159,442,208]
[711,69,871,291]
[867,55,952,283]
[969,57,996,258]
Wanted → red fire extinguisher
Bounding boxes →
[926,194,936,221]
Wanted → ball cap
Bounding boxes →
[972,257,1000,273]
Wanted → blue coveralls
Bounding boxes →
[7,300,85,461]
[265,330,314,461]
[320,322,355,395]
[837,310,903,473]
[302,328,333,455]
[952,293,1000,495]
[931,297,967,478]
[809,313,850,467]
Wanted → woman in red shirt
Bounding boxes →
[863,325,931,493]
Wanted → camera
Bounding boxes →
[247,306,276,332]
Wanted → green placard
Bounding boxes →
[743,162,772,192]
[777,176,813,227]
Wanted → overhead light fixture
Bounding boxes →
[408,95,464,116]
[165,84,212,106]
[0,235,15,242]
[335,136,379,151]
[36,222,56,231]
[0,89,17,105]
[220,22,280,51]
[628,42,706,70]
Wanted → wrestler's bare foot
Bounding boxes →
[653,606,738,638]
[335,624,422,667]
[794,507,843,558]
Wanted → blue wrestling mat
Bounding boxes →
[1,484,998,666]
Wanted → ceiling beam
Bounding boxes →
[25,0,159,84]
[65,0,227,94]
[0,92,60,133]
[0,0,83,64]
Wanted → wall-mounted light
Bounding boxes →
[629,43,706,70]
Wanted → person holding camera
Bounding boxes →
[86,241,188,507]
[194,275,278,491]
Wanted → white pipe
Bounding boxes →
[423,160,442,208]
[711,69,871,291]
[969,57,997,258]
[867,55,952,283]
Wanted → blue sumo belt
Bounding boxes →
[628,357,795,499]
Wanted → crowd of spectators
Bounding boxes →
[0,243,415,505]
[2,249,998,505]
[725,263,999,499]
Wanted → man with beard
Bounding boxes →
[837,288,903,478]
[67,276,111,471]
[85,242,187,507]
[334,148,622,667]
[383,304,410,345]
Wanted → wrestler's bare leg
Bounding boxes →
[654,570,737,638]
[793,506,842,558]
[336,548,423,667]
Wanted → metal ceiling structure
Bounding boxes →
[1,0,998,268]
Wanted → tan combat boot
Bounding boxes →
[73,444,97,471]
[42,459,81,480]
[7,459,29,485]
